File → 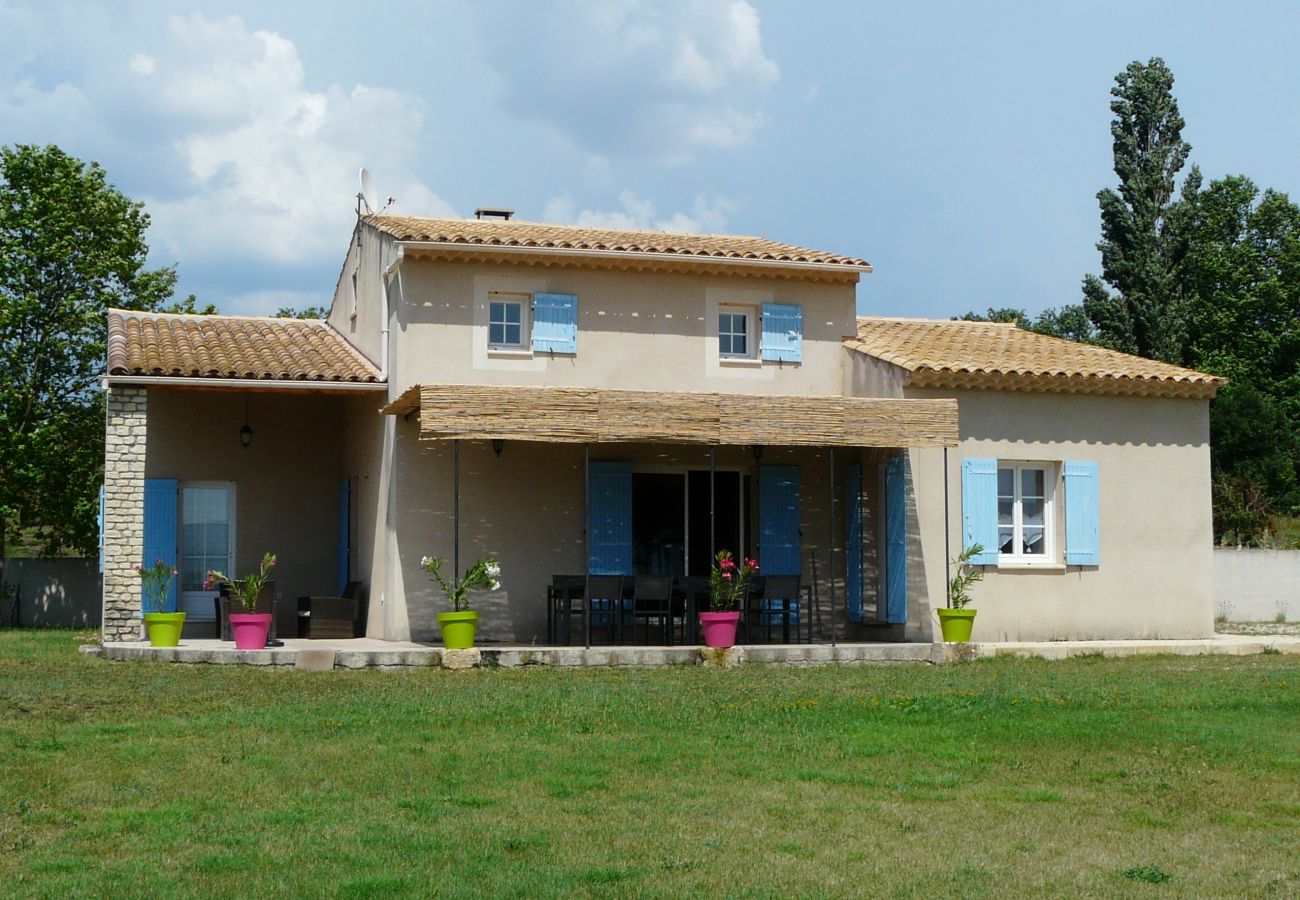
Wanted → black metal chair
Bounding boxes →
[629,576,675,646]
[583,576,624,648]
[749,575,804,644]
[547,575,586,644]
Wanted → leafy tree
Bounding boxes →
[1179,175,1300,536]
[0,145,178,557]
[164,296,218,315]
[275,305,327,319]
[955,306,1097,343]
[1081,58,1195,362]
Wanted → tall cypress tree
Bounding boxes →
[1082,58,1194,363]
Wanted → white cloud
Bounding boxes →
[136,14,454,267]
[471,0,779,161]
[542,190,732,234]
[128,53,155,75]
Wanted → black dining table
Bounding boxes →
[547,574,773,646]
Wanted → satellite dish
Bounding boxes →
[358,167,378,215]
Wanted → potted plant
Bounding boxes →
[206,552,277,650]
[700,550,757,649]
[137,558,183,647]
[421,555,500,649]
[937,543,983,642]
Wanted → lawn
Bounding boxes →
[2,631,1298,898]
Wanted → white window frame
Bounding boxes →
[177,481,236,622]
[997,462,1055,565]
[718,304,757,360]
[487,292,530,351]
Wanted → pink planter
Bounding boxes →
[229,612,273,650]
[699,611,742,649]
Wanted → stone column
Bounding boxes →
[102,386,147,642]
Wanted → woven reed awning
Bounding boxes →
[382,384,958,448]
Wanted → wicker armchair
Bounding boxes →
[298,581,364,639]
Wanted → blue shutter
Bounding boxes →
[961,458,999,565]
[142,479,179,614]
[758,465,800,575]
[338,478,351,593]
[98,485,105,575]
[588,462,632,574]
[845,464,863,622]
[760,303,803,362]
[1064,460,1100,566]
[885,456,907,624]
[532,292,578,354]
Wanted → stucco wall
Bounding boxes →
[388,259,857,397]
[145,390,362,636]
[907,388,1214,641]
[327,223,394,370]
[1213,549,1300,622]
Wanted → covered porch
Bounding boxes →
[381,383,958,645]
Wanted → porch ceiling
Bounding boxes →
[381,384,959,448]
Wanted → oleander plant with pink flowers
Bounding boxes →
[707,549,758,611]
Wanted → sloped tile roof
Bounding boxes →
[847,317,1224,399]
[365,214,872,269]
[106,310,382,383]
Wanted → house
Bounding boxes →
[99,213,1223,645]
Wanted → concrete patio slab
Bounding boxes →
[90,633,1300,670]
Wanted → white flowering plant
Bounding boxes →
[421,555,501,612]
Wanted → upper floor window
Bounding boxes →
[719,305,756,359]
[488,294,528,350]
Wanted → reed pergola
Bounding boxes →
[382,383,960,646]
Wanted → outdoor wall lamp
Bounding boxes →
[751,444,764,462]
[492,439,505,457]
[239,399,253,449]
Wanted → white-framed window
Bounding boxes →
[178,482,235,621]
[997,463,1054,563]
[718,305,756,359]
[488,293,529,350]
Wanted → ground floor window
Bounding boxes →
[179,483,234,620]
[997,463,1052,562]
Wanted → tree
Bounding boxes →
[1081,58,1195,363]
[955,305,1097,343]
[1180,175,1300,537]
[275,305,327,319]
[0,145,179,557]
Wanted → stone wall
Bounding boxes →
[102,387,146,641]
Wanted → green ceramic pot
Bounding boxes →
[437,610,480,650]
[144,612,186,647]
[937,608,977,642]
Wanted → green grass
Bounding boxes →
[2,630,1299,898]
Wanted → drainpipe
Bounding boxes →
[381,245,405,382]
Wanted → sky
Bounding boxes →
[2,0,1298,319]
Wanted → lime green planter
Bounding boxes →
[937,608,976,642]
[144,612,186,647]
[437,611,480,650]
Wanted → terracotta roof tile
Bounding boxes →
[847,317,1224,400]
[106,310,382,383]
[365,214,872,270]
